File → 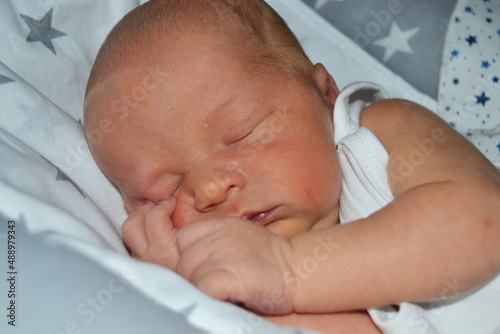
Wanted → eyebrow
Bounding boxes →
[203,96,239,128]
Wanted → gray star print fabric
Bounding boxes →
[20,9,67,55]
[0,0,498,333]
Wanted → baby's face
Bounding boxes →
[87,42,342,238]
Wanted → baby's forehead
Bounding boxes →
[88,42,283,138]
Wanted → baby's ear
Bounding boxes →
[314,63,340,105]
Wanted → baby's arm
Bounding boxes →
[264,312,381,334]
[288,99,500,313]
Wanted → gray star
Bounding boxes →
[20,9,67,55]
[56,169,86,198]
[42,157,86,198]
[15,102,66,145]
[373,22,420,62]
[0,75,15,85]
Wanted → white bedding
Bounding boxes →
[0,0,494,333]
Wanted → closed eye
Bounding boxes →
[132,177,183,206]
[229,125,258,148]
[152,180,182,203]
[225,107,278,148]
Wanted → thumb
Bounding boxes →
[144,197,177,242]
[144,197,180,269]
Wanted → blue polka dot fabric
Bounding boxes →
[438,0,500,167]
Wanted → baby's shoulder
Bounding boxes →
[359,98,449,154]
[360,98,437,131]
[358,97,499,196]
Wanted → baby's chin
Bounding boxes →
[271,212,340,239]
[266,217,327,239]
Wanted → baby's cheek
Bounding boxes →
[302,188,317,205]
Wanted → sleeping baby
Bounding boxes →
[83,0,500,333]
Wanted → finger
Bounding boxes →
[177,218,221,252]
[122,202,155,257]
[177,219,257,279]
[192,259,291,315]
[196,268,239,302]
[142,198,180,269]
[176,223,218,280]
[195,268,266,315]
[176,220,249,282]
[177,217,247,252]
[144,197,177,244]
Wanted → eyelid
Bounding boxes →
[232,126,256,144]
[228,107,278,148]
[151,179,182,204]
[228,122,260,148]
[134,176,183,206]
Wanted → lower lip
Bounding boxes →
[251,207,279,225]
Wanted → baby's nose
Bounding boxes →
[170,169,246,229]
[193,169,245,212]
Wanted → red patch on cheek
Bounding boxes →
[303,189,318,207]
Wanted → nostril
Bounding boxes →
[195,181,224,212]
[200,204,218,213]
[194,170,245,212]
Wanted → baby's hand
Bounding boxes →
[176,217,296,315]
[122,198,179,270]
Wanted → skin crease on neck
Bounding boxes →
[85,30,343,239]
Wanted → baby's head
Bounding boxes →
[84,0,342,238]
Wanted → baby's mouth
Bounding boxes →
[242,207,278,225]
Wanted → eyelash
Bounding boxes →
[229,107,279,148]
[143,180,182,206]
[228,122,262,148]
[231,129,254,146]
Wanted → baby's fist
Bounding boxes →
[122,198,179,270]
[176,217,296,315]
